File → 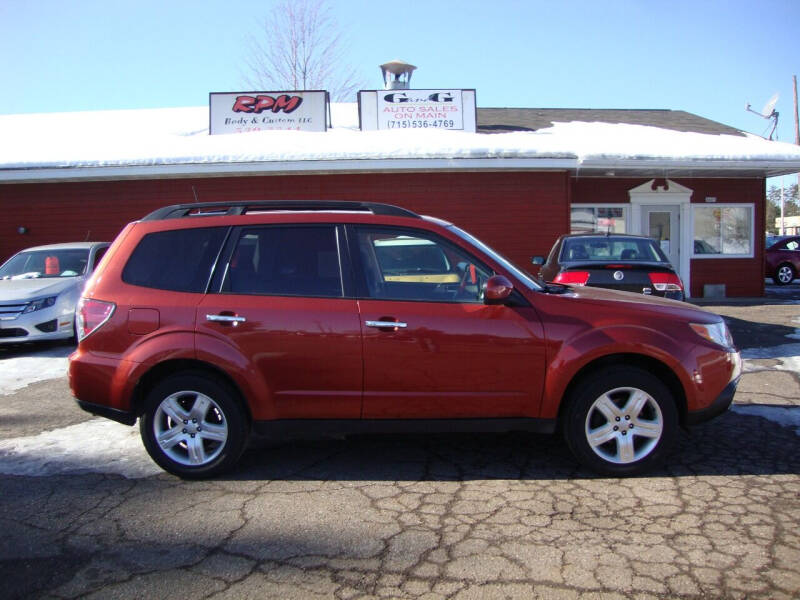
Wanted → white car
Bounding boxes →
[0,242,110,344]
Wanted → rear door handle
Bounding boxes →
[206,314,246,324]
[365,320,407,329]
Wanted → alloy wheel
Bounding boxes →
[153,391,229,467]
[584,386,664,464]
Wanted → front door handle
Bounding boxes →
[206,314,246,324]
[365,320,408,329]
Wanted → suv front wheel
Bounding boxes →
[563,367,678,476]
[139,372,249,478]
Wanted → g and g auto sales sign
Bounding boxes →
[209,91,328,134]
[358,89,477,132]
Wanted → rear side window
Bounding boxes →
[123,227,227,292]
[222,225,343,297]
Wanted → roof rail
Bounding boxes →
[141,201,420,221]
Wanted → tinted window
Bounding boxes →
[223,226,342,297]
[123,227,227,292]
[356,228,492,303]
[91,247,108,271]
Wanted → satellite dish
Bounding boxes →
[762,93,779,117]
[745,92,780,140]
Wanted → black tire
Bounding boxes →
[69,313,79,345]
[563,367,678,477]
[139,371,249,479]
[773,263,796,286]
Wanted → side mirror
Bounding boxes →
[531,256,545,265]
[484,275,514,305]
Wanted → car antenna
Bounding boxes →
[192,186,199,202]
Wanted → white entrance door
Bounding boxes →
[642,205,680,270]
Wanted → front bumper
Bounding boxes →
[686,377,740,425]
[0,305,75,344]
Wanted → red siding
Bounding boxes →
[0,172,765,296]
[681,178,765,298]
[0,171,570,273]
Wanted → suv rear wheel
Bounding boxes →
[563,367,678,476]
[139,372,249,478]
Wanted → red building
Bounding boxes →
[2,104,800,298]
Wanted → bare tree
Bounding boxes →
[244,0,363,102]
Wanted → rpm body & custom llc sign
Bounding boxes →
[209,91,328,134]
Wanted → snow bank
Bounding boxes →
[0,346,71,395]
[0,419,161,478]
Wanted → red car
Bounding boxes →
[765,236,800,285]
[69,201,741,478]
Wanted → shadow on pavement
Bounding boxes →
[721,315,798,349]
[225,408,799,482]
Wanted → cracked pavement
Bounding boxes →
[1,295,799,599]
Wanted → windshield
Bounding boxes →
[447,225,544,291]
[0,249,89,280]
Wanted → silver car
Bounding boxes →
[0,242,110,344]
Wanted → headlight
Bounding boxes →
[22,296,58,314]
[690,321,734,348]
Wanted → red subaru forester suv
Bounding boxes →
[69,201,741,478]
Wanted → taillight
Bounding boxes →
[648,272,684,292]
[77,298,115,341]
[554,271,590,285]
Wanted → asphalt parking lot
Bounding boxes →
[1,286,799,599]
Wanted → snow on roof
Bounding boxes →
[1,103,799,181]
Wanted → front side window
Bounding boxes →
[91,247,108,271]
[571,206,627,233]
[781,239,799,251]
[223,225,342,297]
[122,227,227,292]
[693,205,753,257]
[356,228,492,303]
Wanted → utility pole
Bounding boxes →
[794,75,799,190]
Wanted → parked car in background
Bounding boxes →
[765,235,800,285]
[534,233,685,301]
[69,201,739,479]
[0,242,110,343]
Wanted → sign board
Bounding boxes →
[209,91,328,134]
[358,89,477,132]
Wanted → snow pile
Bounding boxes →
[0,419,161,478]
[2,104,800,172]
[0,347,70,395]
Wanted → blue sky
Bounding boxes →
[1,0,799,146]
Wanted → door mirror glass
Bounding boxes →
[484,275,514,304]
[531,256,545,265]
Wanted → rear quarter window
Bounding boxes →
[122,227,227,292]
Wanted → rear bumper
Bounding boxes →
[76,399,137,426]
[686,377,739,426]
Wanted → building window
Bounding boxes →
[571,206,627,233]
[692,205,753,257]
